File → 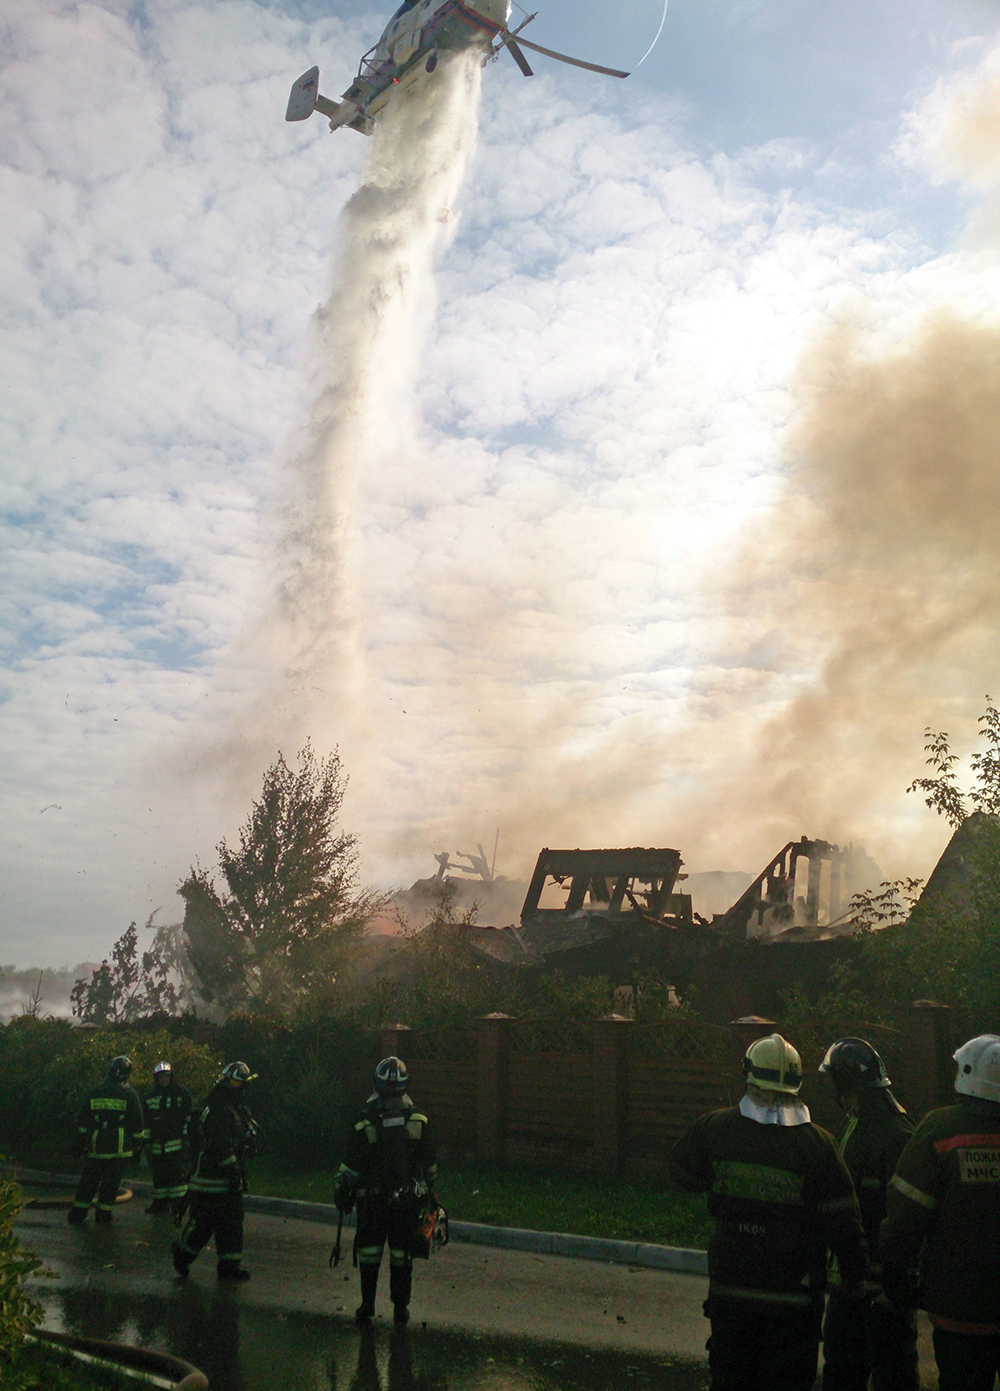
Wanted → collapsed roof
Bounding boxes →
[714,836,881,942]
[462,838,882,971]
[467,846,696,968]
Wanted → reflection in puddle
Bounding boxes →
[44,1287,708,1391]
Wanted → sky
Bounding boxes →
[4,0,1000,965]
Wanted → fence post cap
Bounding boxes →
[731,1015,776,1026]
[480,1012,515,1021]
[909,999,950,1011]
[380,1022,412,1032]
[595,1013,633,1023]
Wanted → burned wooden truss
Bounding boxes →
[714,836,859,940]
[520,846,693,930]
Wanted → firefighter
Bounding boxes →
[670,1033,867,1391]
[880,1034,1000,1391]
[818,1037,918,1391]
[171,1060,258,1281]
[143,1060,193,1217]
[68,1054,145,1225]
[334,1056,437,1325]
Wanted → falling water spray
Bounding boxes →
[238,52,483,764]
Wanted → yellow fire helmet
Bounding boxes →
[743,1033,804,1095]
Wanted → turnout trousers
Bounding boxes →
[822,1290,919,1391]
[69,1158,123,1223]
[933,1328,1000,1391]
[177,1191,244,1272]
[149,1153,188,1211]
[705,1295,821,1391]
[356,1194,413,1311]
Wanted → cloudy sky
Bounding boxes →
[5,0,1000,965]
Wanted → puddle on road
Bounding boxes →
[42,1287,709,1391]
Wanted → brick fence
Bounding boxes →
[381,1002,954,1179]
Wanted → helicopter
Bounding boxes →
[285,0,629,137]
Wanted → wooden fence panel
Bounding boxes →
[503,1052,593,1168]
[626,1056,736,1159]
[406,1059,478,1159]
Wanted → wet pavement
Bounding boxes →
[17,1190,939,1389]
[17,1192,710,1390]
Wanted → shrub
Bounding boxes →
[0,1172,42,1365]
[0,1020,220,1168]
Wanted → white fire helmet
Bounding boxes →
[743,1034,804,1095]
[953,1035,1000,1103]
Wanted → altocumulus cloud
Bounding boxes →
[2,0,998,961]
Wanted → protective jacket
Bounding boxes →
[838,1091,914,1248]
[187,1083,255,1197]
[75,1077,145,1160]
[670,1105,867,1308]
[880,1096,1000,1331]
[337,1093,437,1200]
[143,1080,193,1158]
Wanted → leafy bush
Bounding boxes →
[0,1172,42,1365]
[0,1020,220,1168]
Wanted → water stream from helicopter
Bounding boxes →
[242,51,482,761]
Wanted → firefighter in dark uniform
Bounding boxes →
[172,1060,258,1281]
[143,1059,193,1216]
[670,1033,868,1391]
[68,1054,145,1225]
[880,1034,1000,1391]
[334,1056,437,1325]
[818,1037,918,1391]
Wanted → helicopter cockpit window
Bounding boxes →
[391,0,417,18]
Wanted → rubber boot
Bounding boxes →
[217,1262,251,1281]
[390,1262,411,1324]
[171,1241,191,1278]
[67,1207,87,1226]
[146,1200,169,1215]
[95,1210,113,1225]
[356,1264,379,1323]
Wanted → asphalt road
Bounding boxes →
[17,1193,938,1388]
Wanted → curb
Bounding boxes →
[11,1166,709,1278]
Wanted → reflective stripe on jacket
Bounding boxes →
[143,1082,193,1156]
[880,1097,1000,1326]
[669,1104,867,1307]
[188,1085,251,1196]
[76,1081,145,1160]
[336,1092,437,1198]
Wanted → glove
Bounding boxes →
[333,1183,355,1215]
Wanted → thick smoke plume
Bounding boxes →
[687,310,1000,875]
[684,63,1000,877]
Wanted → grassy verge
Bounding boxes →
[250,1161,713,1250]
[6,1342,134,1390]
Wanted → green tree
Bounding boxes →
[70,915,183,1025]
[178,744,382,1017]
[907,695,1000,826]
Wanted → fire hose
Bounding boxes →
[31,1329,208,1390]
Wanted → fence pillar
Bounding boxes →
[906,1000,953,1116]
[592,1015,632,1177]
[476,1014,514,1164]
[381,1023,411,1060]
